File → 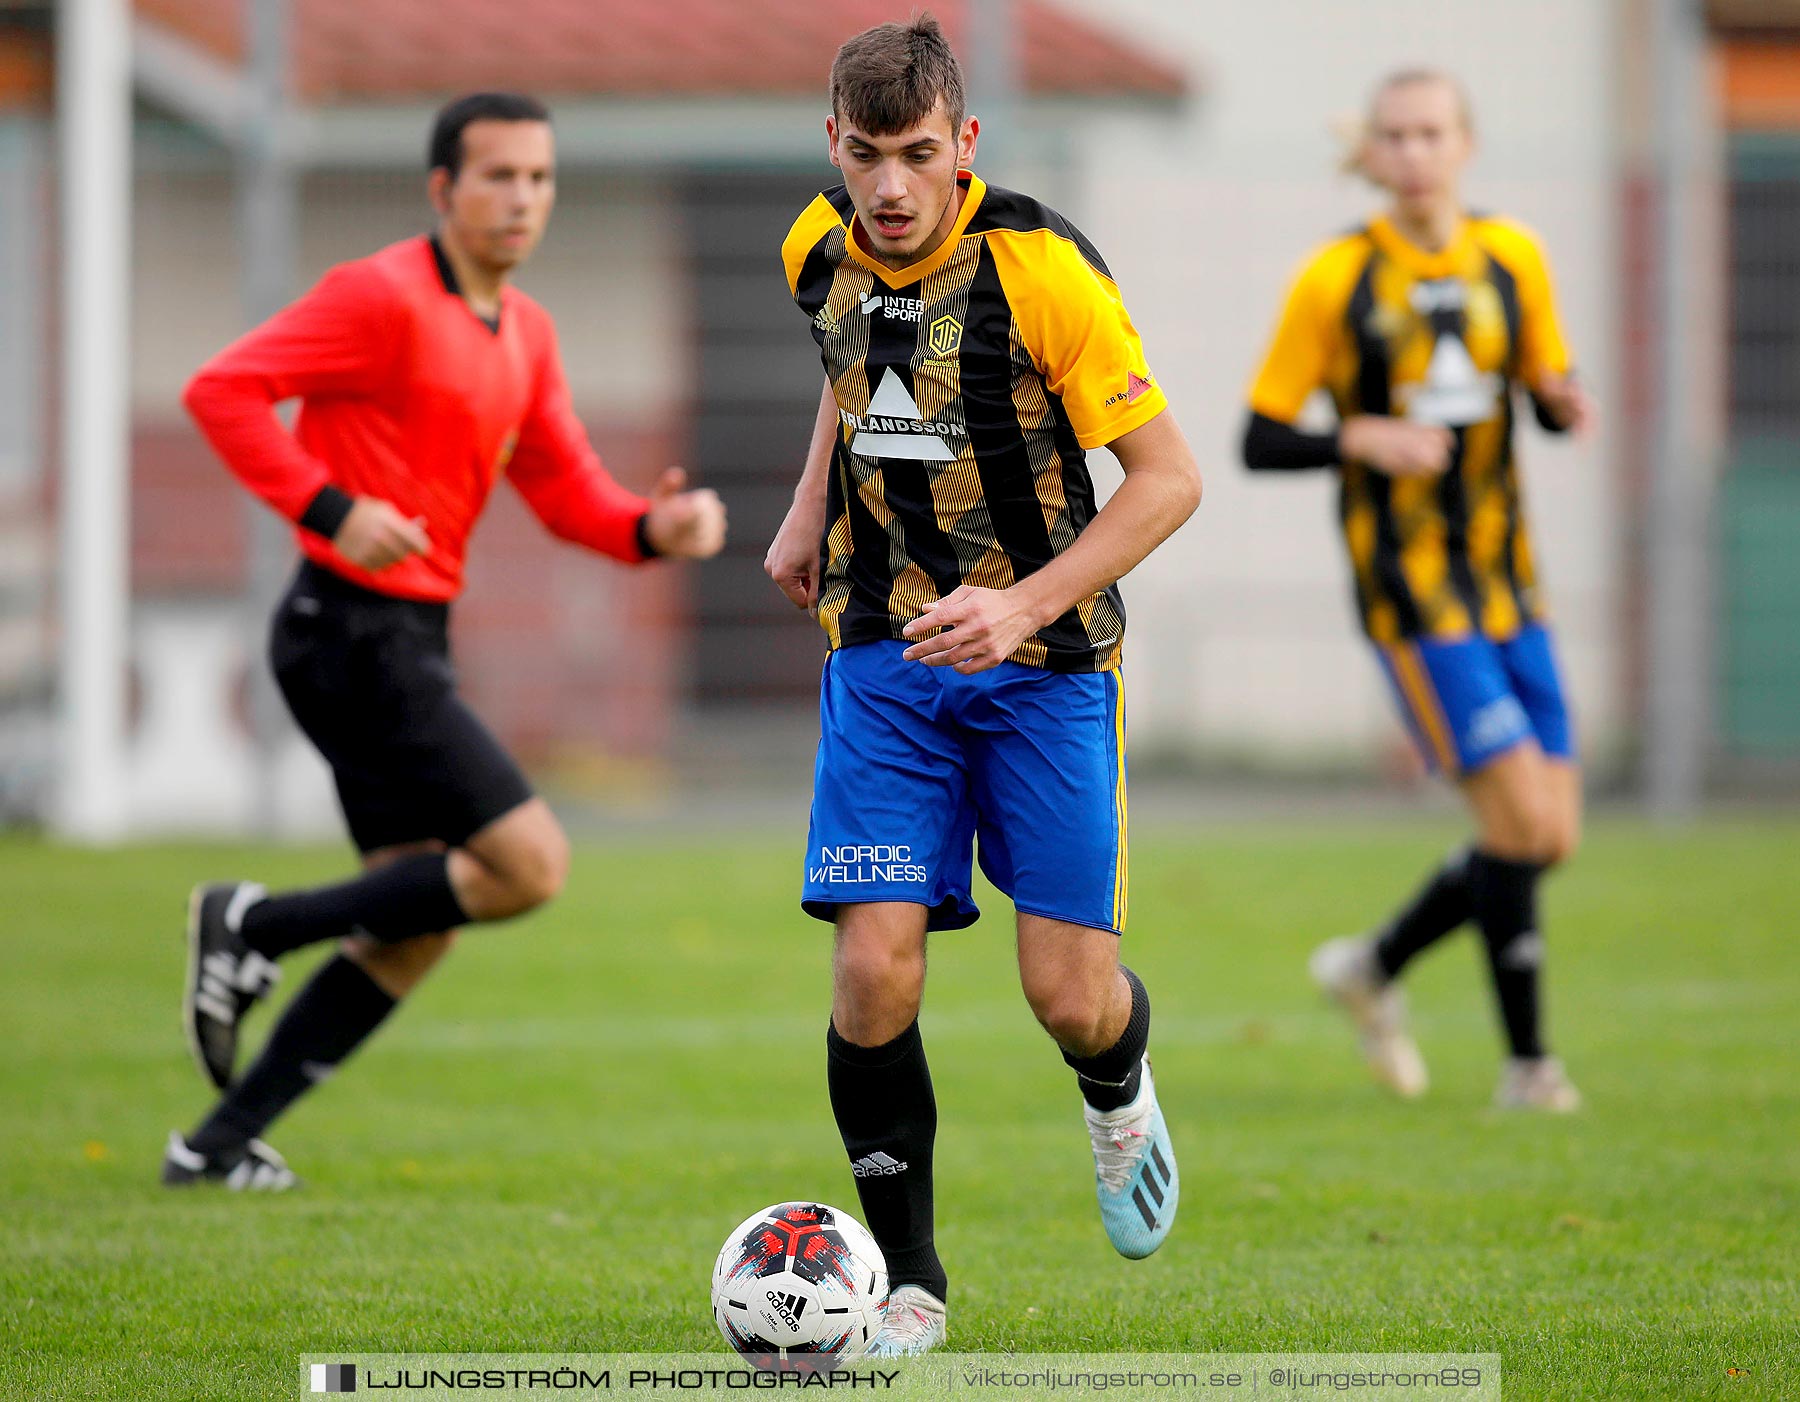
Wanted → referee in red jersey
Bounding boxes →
[163,93,726,1189]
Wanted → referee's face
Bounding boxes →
[828,99,978,271]
[437,119,557,275]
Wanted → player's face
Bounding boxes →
[828,100,978,269]
[1364,80,1471,212]
[434,119,557,272]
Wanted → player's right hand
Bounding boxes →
[333,497,431,571]
[764,503,825,612]
[1338,415,1454,477]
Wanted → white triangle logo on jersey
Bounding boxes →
[1407,334,1503,428]
[845,369,961,462]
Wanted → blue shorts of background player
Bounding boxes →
[803,641,1128,935]
[1375,622,1577,777]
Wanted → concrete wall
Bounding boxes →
[1058,0,1623,770]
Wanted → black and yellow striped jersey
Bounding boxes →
[781,170,1167,672]
[1248,213,1572,643]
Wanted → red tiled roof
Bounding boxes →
[135,0,1187,105]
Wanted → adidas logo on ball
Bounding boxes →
[766,1289,809,1330]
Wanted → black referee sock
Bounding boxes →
[1372,847,1475,981]
[239,852,468,959]
[1467,850,1547,1059]
[1062,966,1150,1112]
[187,955,397,1157]
[826,1020,947,1303]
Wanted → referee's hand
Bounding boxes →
[333,498,432,571]
[643,467,728,560]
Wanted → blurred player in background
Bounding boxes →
[165,92,727,1190]
[1243,70,1596,1112]
[765,17,1200,1353]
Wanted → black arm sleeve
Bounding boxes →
[297,484,355,539]
[1242,411,1340,471]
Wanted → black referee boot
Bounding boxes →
[184,882,282,1090]
[160,1132,298,1192]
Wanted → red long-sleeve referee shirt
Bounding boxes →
[184,235,652,602]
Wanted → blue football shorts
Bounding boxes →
[803,641,1129,935]
[1374,622,1576,777]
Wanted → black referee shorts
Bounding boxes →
[269,561,534,855]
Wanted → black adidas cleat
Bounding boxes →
[161,1132,299,1191]
[184,882,281,1089]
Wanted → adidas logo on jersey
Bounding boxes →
[851,1150,909,1178]
[841,370,966,462]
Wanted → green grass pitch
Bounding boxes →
[1,818,1795,1399]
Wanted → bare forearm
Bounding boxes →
[765,377,838,611]
[1013,467,1195,627]
[793,377,838,512]
[1012,414,1200,628]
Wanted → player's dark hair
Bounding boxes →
[830,14,966,137]
[428,92,551,179]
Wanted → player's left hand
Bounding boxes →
[901,584,1042,673]
[1534,372,1598,436]
[643,467,728,559]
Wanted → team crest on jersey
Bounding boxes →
[927,315,963,358]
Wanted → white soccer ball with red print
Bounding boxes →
[711,1202,888,1360]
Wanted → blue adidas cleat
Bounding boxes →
[1084,1058,1178,1259]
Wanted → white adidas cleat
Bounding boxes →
[1310,935,1428,1099]
[865,1284,946,1357]
[1495,1056,1582,1113]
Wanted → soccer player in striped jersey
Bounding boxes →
[765,17,1201,1354]
[1243,70,1596,1113]
[166,93,726,1190]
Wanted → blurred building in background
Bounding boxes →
[1,0,1797,834]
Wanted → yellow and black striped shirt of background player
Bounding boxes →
[781,170,1168,674]
[1243,213,1575,645]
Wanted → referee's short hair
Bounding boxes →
[429,92,552,178]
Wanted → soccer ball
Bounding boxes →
[711,1202,888,1360]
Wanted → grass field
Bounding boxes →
[2,817,1796,1400]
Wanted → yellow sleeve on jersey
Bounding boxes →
[1246,238,1366,423]
[781,194,845,300]
[986,228,1169,450]
[1475,219,1572,387]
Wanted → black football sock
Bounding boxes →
[187,955,398,1158]
[1062,965,1150,1112]
[239,852,468,959]
[1467,850,1547,1059]
[826,1019,946,1302]
[1372,846,1474,981]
